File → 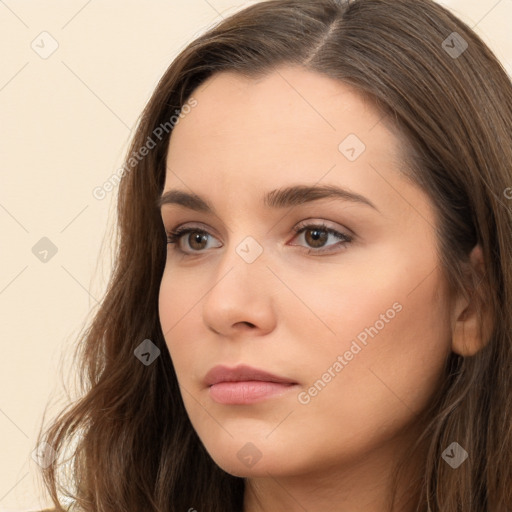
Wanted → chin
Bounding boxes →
[209,451,287,478]
[201,436,308,479]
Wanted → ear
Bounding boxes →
[451,244,494,357]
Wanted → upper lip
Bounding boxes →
[204,364,297,386]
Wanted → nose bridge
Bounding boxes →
[201,228,277,334]
[213,230,269,292]
[215,207,269,271]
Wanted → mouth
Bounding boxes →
[204,364,299,405]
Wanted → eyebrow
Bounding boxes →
[156,184,379,213]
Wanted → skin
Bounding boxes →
[158,65,486,512]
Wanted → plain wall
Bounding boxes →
[0,1,510,510]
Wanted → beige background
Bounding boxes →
[0,1,510,510]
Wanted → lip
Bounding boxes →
[204,364,298,405]
[204,364,296,386]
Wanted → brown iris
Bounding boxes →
[188,232,209,251]
[304,228,328,248]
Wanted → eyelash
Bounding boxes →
[165,222,353,256]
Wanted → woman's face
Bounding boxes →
[158,65,453,479]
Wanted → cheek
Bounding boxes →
[158,270,204,371]
[298,261,451,438]
[158,272,180,336]
[158,264,207,330]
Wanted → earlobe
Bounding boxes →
[451,244,494,357]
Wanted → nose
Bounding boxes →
[201,238,278,337]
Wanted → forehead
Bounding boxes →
[163,65,428,223]
[167,65,394,158]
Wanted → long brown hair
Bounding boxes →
[36,1,512,510]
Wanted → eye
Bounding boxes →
[165,222,354,256]
[289,222,353,254]
[166,226,221,254]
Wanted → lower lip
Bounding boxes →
[209,381,297,405]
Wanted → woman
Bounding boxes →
[35,0,512,511]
